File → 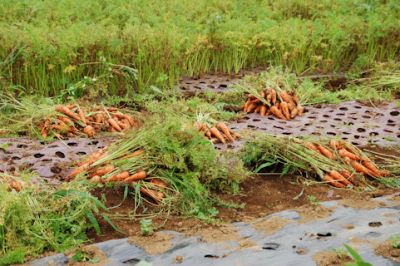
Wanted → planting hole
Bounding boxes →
[34,153,45,158]
[263,243,280,250]
[218,84,228,88]
[67,142,78,147]
[333,118,341,121]
[323,114,330,118]
[11,156,21,160]
[17,144,28,148]
[308,116,317,119]
[48,145,58,148]
[320,120,328,123]
[327,132,336,136]
[317,232,332,237]
[89,140,99,145]
[273,126,284,130]
[354,106,362,109]
[42,158,52,162]
[384,129,393,133]
[343,132,351,135]
[268,117,275,120]
[282,132,291,135]
[390,111,399,116]
[76,151,87,155]
[55,151,65,158]
[252,119,261,122]
[369,132,379,136]
[336,113,345,116]
[357,128,366,133]
[50,166,62,174]
[388,119,395,123]
[247,125,256,128]
[362,115,371,119]
[354,135,360,139]
[351,141,359,146]
[204,254,219,258]
[387,123,395,127]
[339,107,348,111]
[244,116,251,120]
[368,221,382,227]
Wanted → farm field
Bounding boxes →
[0,1,400,265]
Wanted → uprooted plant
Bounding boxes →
[69,112,249,217]
[0,174,111,265]
[241,134,394,189]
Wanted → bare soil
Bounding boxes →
[375,240,400,263]
[88,174,397,244]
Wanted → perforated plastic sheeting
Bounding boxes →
[0,137,113,182]
[179,68,265,93]
[30,193,400,266]
[220,101,400,150]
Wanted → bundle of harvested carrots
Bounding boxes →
[308,139,389,188]
[40,104,139,139]
[242,88,304,120]
[243,135,391,189]
[195,121,240,144]
[69,147,166,202]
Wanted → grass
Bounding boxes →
[1,0,400,96]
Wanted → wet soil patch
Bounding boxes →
[88,175,397,244]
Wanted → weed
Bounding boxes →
[140,219,154,236]
[344,244,372,266]
[307,195,320,205]
[0,174,108,264]
[390,234,400,249]
[71,249,100,263]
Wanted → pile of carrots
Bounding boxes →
[242,88,304,120]
[306,139,389,188]
[40,104,139,138]
[68,147,165,202]
[195,121,240,144]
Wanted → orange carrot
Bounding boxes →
[329,170,352,186]
[280,102,290,120]
[69,163,90,178]
[329,140,343,150]
[254,105,262,114]
[290,107,298,118]
[339,170,355,183]
[266,89,272,103]
[122,149,145,159]
[243,99,251,111]
[338,149,360,161]
[123,171,147,183]
[93,165,115,176]
[77,108,87,125]
[246,103,257,113]
[280,91,295,105]
[323,174,345,188]
[55,105,81,121]
[305,142,319,152]
[83,125,95,138]
[316,144,335,159]
[216,122,235,142]
[125,115,137,127]
[297,105,304,116]
[271,89,277,104]
[140,187,164,202]
[150,179,168,189]
[210,127,226,144]
[108,118,122,132]
[260,105,267,116]
[107,171,130,182]
[58,116,74,125]
[270,105,286,120]
[362,160,382,177]
[288,101,296,111]
[350,161,375,177]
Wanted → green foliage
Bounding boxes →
[390,234,400,249]
[71,249,100,263]
[0,179,107,264]
[344,244,372,266]
[307,195,320,205]
[235,66,398,105]
[140,219,154,236]
[1,0,400,96]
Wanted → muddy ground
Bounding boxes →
[88,174,398,244]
